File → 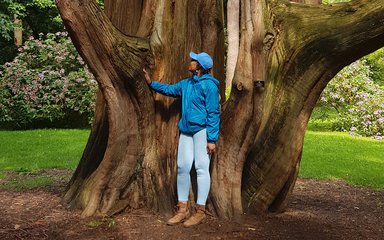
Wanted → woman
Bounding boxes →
[143,52,220,227]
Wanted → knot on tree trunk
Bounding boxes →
[263,33,275,51]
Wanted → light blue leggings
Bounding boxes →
[177,129,211,205]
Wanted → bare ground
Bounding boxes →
[0,170,383,240]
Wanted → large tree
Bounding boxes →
[56,0,384,219]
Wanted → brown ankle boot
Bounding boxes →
[167,202,190,225]
[183,204,206,227]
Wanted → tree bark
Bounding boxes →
[57,0,224,217]
[238,0,384,214]
[56,0,384,219]
[291,0,322,4]
[225,0,240,89]
[211,0,384,218]
[14,15,22,47]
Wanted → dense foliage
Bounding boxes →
[315,59,384,139]
[0,0,64,64]
[0,32,97,129]
[365,48,384,86]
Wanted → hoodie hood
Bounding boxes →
[194,74,220,87]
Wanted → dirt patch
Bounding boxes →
[0,171,383,240]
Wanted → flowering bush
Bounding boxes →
[0,32,97,129]
[317,59,384,139]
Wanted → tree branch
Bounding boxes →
[56,0,150,88]
[273,0,384,72]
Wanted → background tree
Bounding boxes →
[55,0,384,219]
[0,0,64,64]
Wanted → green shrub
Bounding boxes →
[0,32,97,129]
[365,48,384,86]
[316,59,384,139]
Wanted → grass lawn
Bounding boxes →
[301,131,384,189]
[0,129,383,190]
[0,129,89,172]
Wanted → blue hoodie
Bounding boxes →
[149,74,220,143]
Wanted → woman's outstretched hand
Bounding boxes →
[143,68,152,84]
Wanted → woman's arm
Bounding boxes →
[143,68,183,97]
[205,82,220,143]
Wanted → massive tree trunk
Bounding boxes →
[213,0,384,217]
[56,0,384,219]
[57,0,224,217]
